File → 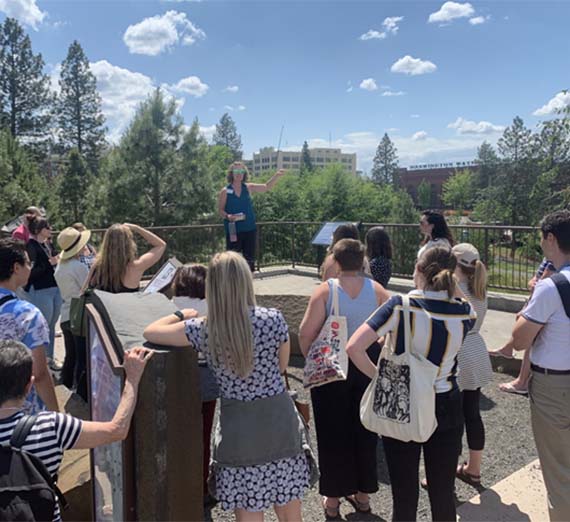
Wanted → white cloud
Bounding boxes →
[428,2,475,24]
[90,60,186,143]
[224,105,246,112]
[382,90,406,97]
[469,16,485,25]
[173,76,209,97]
[391,55,437,76]
[383,16,404,34]
[386,127,400,132]
[359,30,386,41]
[223,85,239,93]
[0,0,46,30]
[123,11,205,56]
[359,78,378,91]
[199,124,216,142]
[533,92,570,116]
[448,117,505,134]
[411,114,421,118]
[413,131,428,141]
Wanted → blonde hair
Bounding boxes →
[226,162,249,183]
[206,251,256,378]
[417,246,458,299]
[91,224,137,293]
[458,261,487,300]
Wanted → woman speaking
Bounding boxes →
[218,162,285,271]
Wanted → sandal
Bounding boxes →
[456,462,481,486]
[323,497,341,520]
[499,382,528,395]
[345,495,371,514]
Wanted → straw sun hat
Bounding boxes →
[57,227,91,261]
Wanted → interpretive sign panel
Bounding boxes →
[311,222,356,246]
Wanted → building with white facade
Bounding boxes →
[249,147,356,176]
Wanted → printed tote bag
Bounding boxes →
[360,295,438,442]
[303,279,349,389]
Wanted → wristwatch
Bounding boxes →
[173,310,184,321]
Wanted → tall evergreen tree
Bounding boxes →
[58,148,91,223]
[417,179,432,209]
[0,18,52,144]
[300,140,313,172]
[371,133,399,186]
[213,112,242,161]
[475,141,500,190]
[58,41,106,169]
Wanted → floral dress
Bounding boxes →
[184,306,311,511]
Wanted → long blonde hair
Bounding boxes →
[206,251,256,378]
[458,261,487,300]
[91,224,137,292]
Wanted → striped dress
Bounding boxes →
[457,282,493,391]
[0,411,82,522]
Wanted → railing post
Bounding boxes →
[256,224,262,272]
[483,227,489,267]
[291,223,296,269]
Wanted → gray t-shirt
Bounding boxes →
[54,258,89,323]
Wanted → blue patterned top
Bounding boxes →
[0,287,49,414]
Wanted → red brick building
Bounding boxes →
[399,161,479,209]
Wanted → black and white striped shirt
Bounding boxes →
[366,289,476,393]
[0,411,82,522]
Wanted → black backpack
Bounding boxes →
[0,415,67,522]
[552,273,570,319]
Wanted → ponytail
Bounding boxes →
[431,269,457,298]
[471,260,487,300]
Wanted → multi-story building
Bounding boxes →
[250,147,357,176]
[399,161,479,208]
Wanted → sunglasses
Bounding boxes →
[233,169,246,174]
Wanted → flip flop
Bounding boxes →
[345,495,371,514]
[323,497,341,521]
[456,462,481,486]
[489,350,514,359]
[499,382,528,395]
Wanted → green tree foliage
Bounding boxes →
[58,41,106,169]
[417,179,432,209]
[213,113,242,161]
[300,140,313,173]
[371,133,399,186]
[57,149,91,224]
[474,141,499,190]
[0,128,50,224]
[442,169,475,213]
[0,18,52,146]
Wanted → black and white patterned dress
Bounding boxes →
[184,306,311,511]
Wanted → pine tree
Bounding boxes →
[0,18,52,144]
[213,113,242,161]
[58,41,106,169]
[371,133,399,186]
[475,141,499,190]
[300,141,313,172]
[58,148,91,223]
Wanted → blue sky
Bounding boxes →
[1,0,569,172]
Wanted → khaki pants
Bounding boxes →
[529,371,570,522]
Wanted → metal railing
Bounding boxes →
[82,221,542,292]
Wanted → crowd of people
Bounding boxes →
[1,171,569,522]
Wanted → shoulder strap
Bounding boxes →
[551,273,570,319]
[10,415,37,448]
[331,279,340,316]
[402,295,412,355]
[0,294,16,307]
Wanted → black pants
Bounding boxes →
[60,321,88,401]
[463,388,484,451]
[311,359,379,497]
[226,229,256,272]
[382,389,464,522]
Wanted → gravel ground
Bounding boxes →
[207,357,537,522]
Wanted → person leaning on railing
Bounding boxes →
[88,223,165,293]
[217,162,286,272]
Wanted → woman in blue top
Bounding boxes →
[218,162,286,271]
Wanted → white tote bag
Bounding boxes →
[303,279,349,389]
[360,295,438,442]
